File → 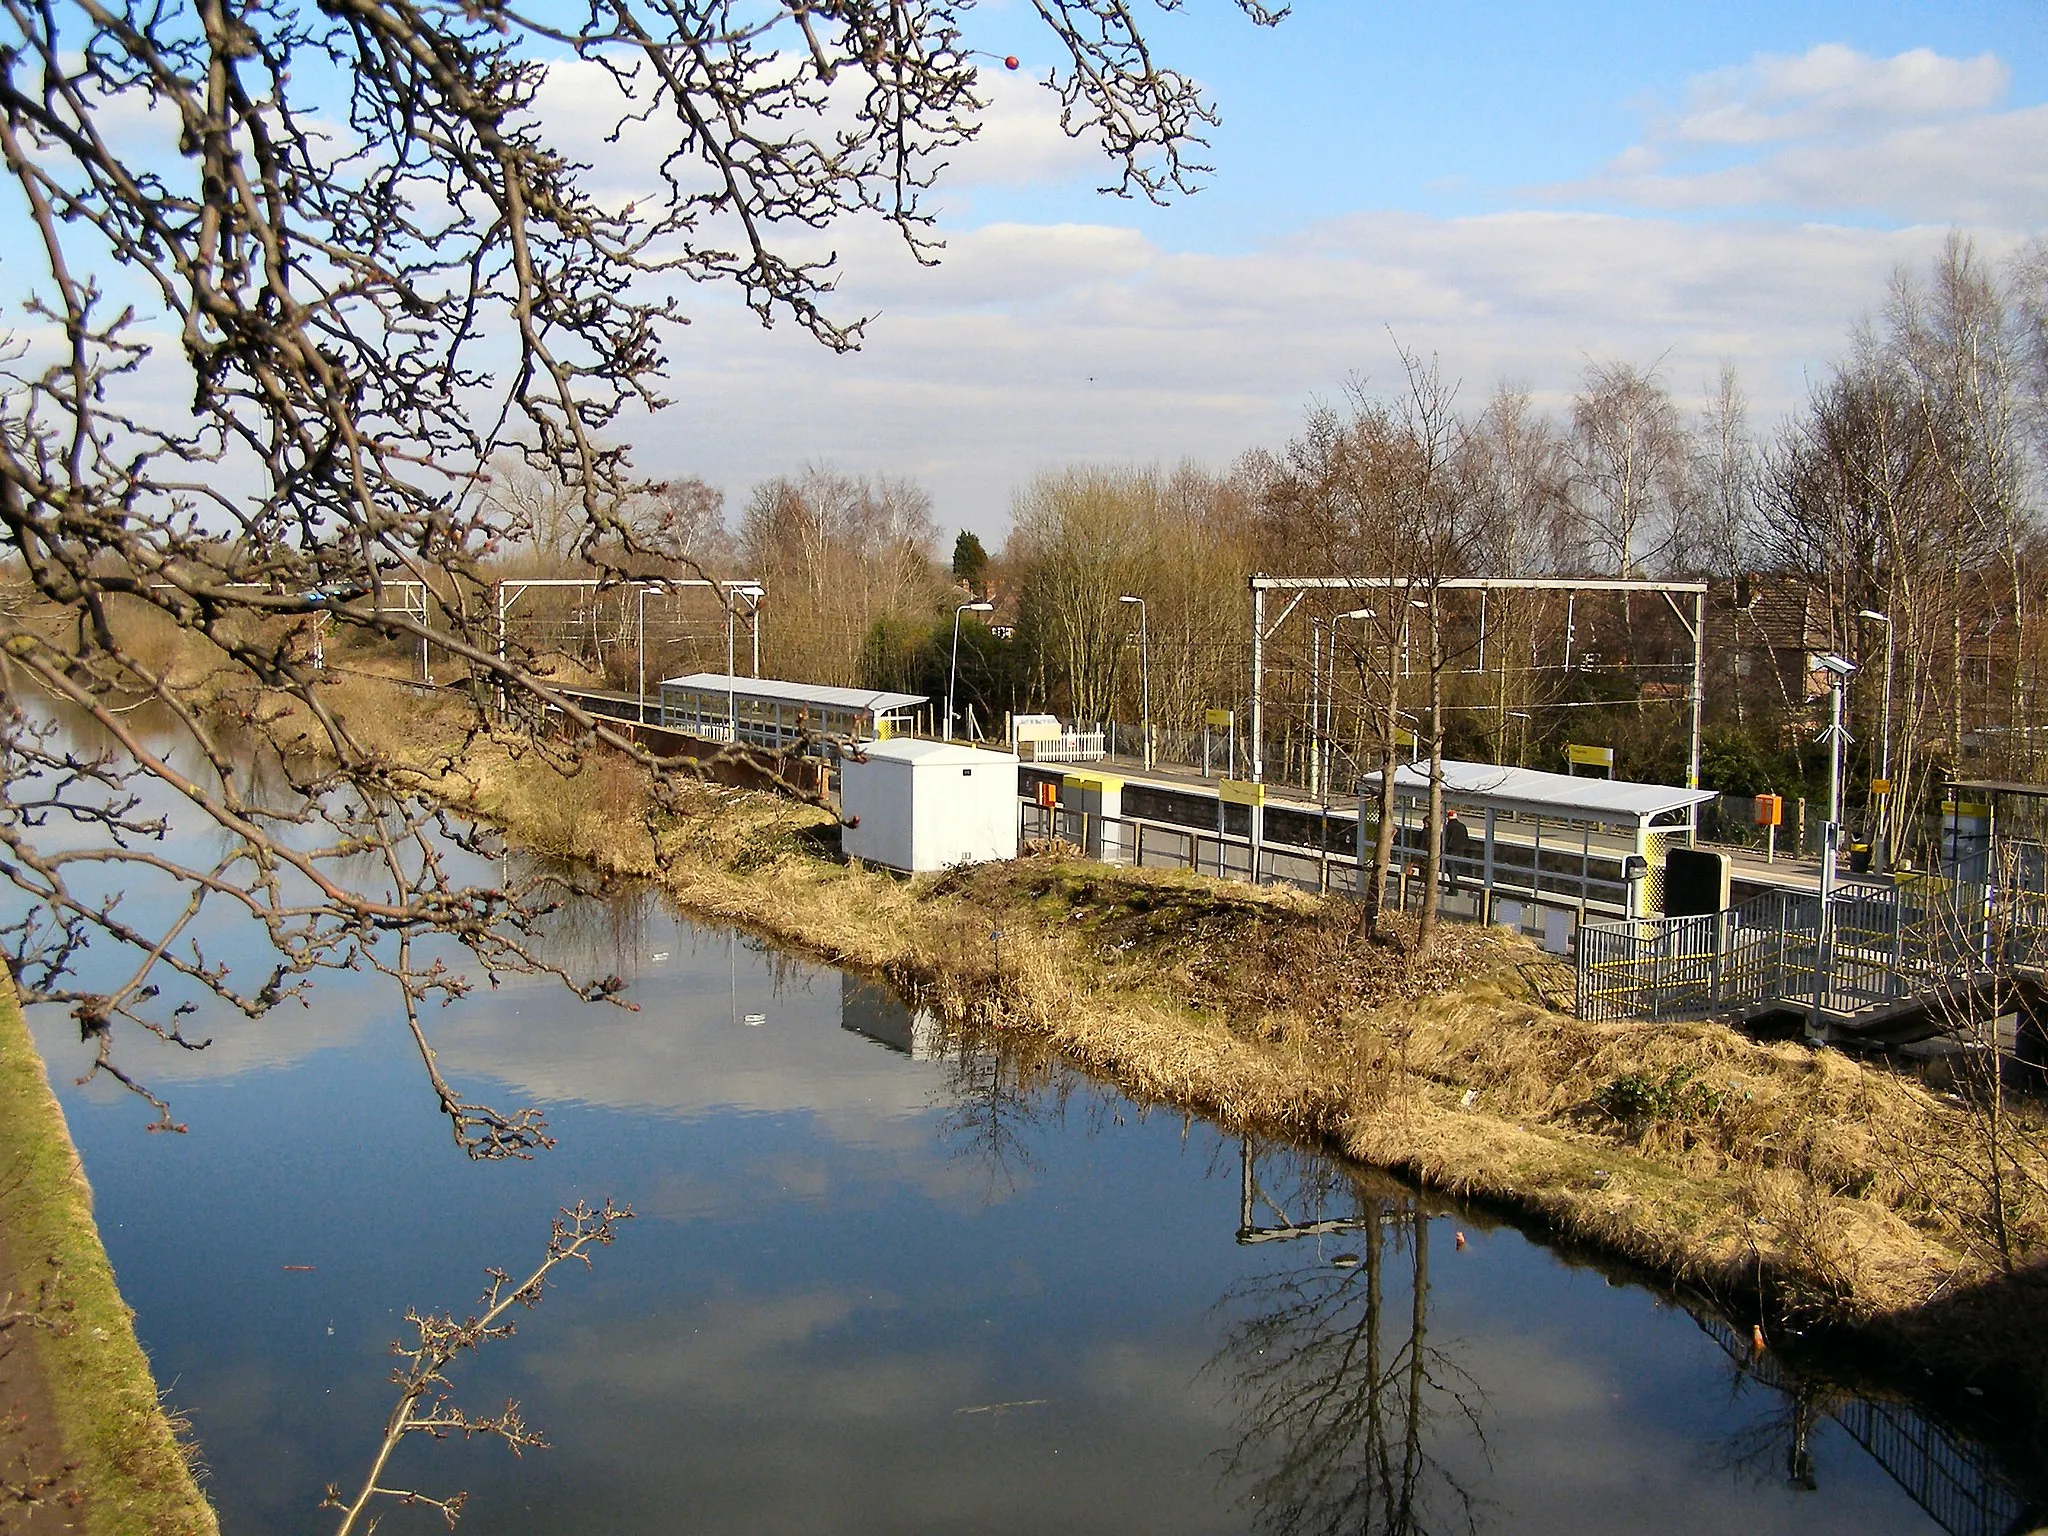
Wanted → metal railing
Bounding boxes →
[1018,801,1589,954]
[1574,876,2048,1025]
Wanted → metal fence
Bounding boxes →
[1018,801,1588,953]
[1573,876,2048,1025]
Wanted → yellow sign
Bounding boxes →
[1203,708,1233,729]
[1062,772,1124,795]
[1566,743,1616,769]
[1218,778,1266,807]
[1870,777,1892,795]
[1394,728,1416,748]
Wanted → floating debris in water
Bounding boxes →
[743,1012,766,1026]
[650,951,669,963]
[1330,1253,1360,1268]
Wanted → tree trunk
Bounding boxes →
[1417,595,1445,955]
[1361,658,1401,941]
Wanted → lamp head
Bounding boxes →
[1117,594,1143,606]
[1857,609,1890,624]
[961,600,994,613]
[1338,607,1374,621]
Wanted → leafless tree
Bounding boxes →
[1567,358,1692,577]
[1008,466,1152,725]
[0,0,1280,1131]
[737,465,942,683]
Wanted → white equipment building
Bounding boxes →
[840,740,1021,873]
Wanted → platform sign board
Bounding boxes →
[1218,778,1265,807]
[1565,743,1615,772]
[1870,777,1892,796]
[1204,708,1233,729]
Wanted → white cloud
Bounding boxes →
[632,209,1994,536]
[1672,44,2008,145]
[1561,46,2041,224]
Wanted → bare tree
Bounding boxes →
[1567,359,1692,577]
[1007,466,1153,725]
[0,0,1281,1131]
[738,466,941,683]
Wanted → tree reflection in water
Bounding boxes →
[1212,1139,1487,1536]
[935,1024,1062,1200]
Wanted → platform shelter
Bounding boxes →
[1358,760,1719,923]
[657,673,924,750]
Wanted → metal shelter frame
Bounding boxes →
[655,672,925,749]
[1246,576,1711,792]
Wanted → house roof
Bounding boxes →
[658,673,925,715]
[1360,759,1719,826]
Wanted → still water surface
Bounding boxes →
[7,710,2035,1533]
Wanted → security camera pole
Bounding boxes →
[1810,655,1857,1046]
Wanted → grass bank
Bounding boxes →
[0,977,217,1535]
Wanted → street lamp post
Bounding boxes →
[1325,607,1373,806]
[637,583,651,724]
[1810,654,1857,1046]
[948,600,995,741]
[1858,609,1894,869]
[1118,595,1150,769]
[720,581,764,742]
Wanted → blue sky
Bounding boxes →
[600,0,2047,536]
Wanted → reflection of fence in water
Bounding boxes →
[1691,1311,2036,1536]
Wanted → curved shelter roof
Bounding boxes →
[1361,760,1718,829]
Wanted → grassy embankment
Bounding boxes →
[0,975,217,1535]
[24,602,2048,1467]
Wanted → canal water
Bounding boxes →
[8,716,2039,1534]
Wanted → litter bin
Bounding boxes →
[1848,842,1872,875]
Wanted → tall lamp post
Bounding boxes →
[720,581,765,743]
[1118,595,1151,769]
[1324,607,1373,805]
[637,582,653,725]
[1810,654,1857,1045]
[947,600,994,741]
[1858,609,1894,869]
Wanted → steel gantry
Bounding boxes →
[1247,575,1710,793]
[493,576,764,719]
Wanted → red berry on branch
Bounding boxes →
[1004,55,1019,70]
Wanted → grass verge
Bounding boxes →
[0,977,217,1536]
